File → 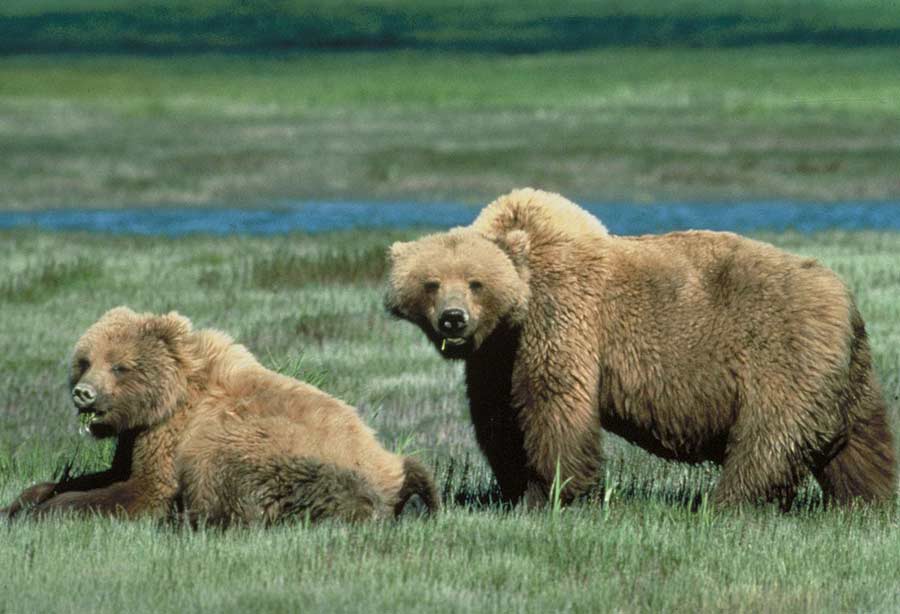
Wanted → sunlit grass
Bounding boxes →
[0,228,898,612]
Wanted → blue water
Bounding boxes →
[0,201,898,236]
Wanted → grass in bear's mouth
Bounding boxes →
[0,228,899,614]
[440,337,467,351]
[76,409,106,432]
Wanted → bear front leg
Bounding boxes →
[465,346,531,504]
[521,422,603,509]
[4,434,137,519]
[29,480,145,519]
[468,402,530,503]
[517,381,603,509]
[2,466,126,519]
[1,482,58,519]
[508,315,606,508]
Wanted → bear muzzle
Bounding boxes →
[438,308,469,343]
[72,382,98,411]
[72,382,110,423]
[435,310,475,355]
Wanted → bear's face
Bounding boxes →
[69,307,192,438]
[385,229,529,359]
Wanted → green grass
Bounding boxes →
[4,0,900,52]
[3,47,900,208]
[2,508,899,613]
[1,229,899,613]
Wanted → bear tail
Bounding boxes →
[815,307,897,505]
[394,457,441,517]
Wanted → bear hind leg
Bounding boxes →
[181,455,388,526]
[814,408,896,506]
[252,457,389,524]
[714,463,800,511]
[815,307,899,506]
[715,425,806,510]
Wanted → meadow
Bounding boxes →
[3,46,900,209]
[1,228,899,613]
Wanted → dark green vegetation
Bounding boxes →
[4,0,900,52]
[3,47,900,209]
[1,229,899,612]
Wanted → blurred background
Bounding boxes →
[2,0,899,215]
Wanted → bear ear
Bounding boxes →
[494,229,530,271]
[143,311,193,348]
[387,241,411,263]
[101,305,137,322]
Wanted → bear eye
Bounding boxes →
[77,358,90,373]
[469,280,483,292]
[111,364,130,376]
[423,280,440,293]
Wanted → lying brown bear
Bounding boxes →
[2,307,438,524]
[385,188,897,509]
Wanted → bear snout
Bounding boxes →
[438,308,469,336]
[72,382,98,410]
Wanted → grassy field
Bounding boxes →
[2,47,900,209]
[1,228,899,613]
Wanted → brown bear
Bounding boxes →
[2,307,438,524]
[385,188,897,509]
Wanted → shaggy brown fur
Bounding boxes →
[385,188,897,508]
[1,307,439,524]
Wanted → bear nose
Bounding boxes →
[438,308,468,334]
[72,383,97,409]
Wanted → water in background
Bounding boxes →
[1,201,898,236]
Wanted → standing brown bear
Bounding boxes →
[2,307,438,524]
[385,188,897,509]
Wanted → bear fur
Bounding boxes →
[385,188,897,508]
[2,307,439,524]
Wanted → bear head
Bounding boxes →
[69,306,193,438]
[385,228,530,359]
